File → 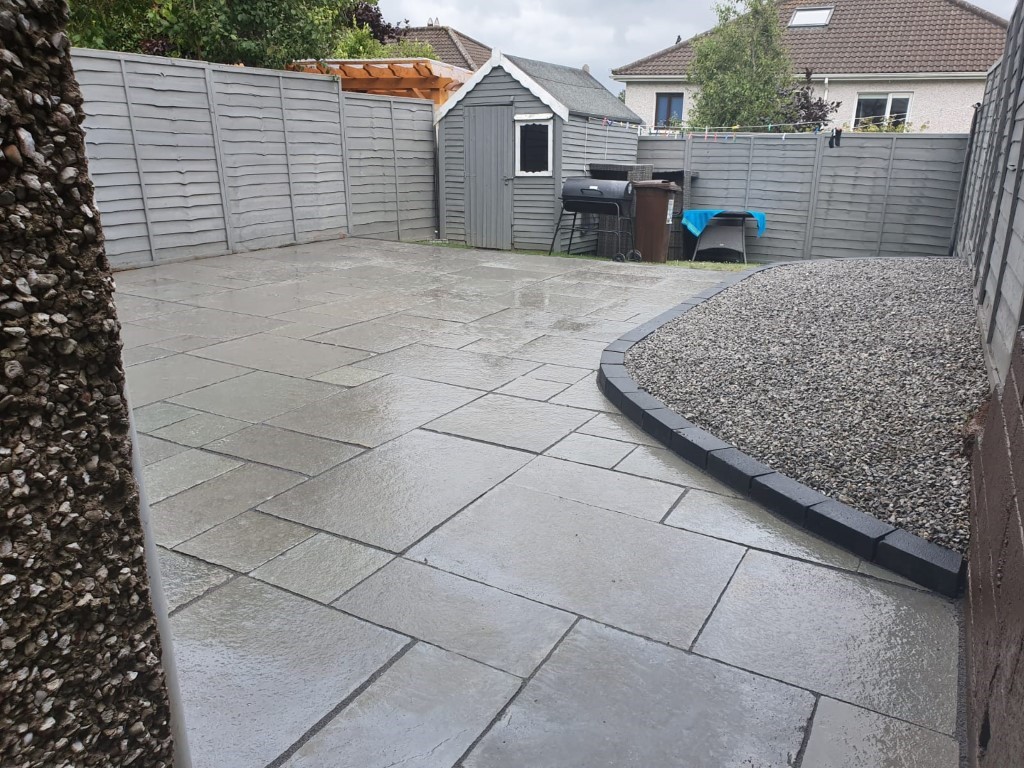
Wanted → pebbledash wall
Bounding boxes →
[622,77,985,133]
[71,48,438,269]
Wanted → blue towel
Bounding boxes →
[683,209,767,238]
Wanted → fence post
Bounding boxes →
[117,57,157,263]
[278,75,299,240]
[336,85,355,235]
[949,105,983,258]
[743,136,754,209]
[389,99,403,240]
[203,66,236,253]
[802,136,825,260]
[874,135,897,256]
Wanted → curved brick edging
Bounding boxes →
[597,266,966,597]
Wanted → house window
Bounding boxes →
[789,7,834,26]
[854,93,912,128]
[655,93,685,127]
[515,116,552,176]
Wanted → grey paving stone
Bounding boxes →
[526,363,593,384]
[494,376,569,401]
[405,297,512,324]
[548,374,617,412]
[544,433,635,469]
[122,344,176,367]
[509,334,607,369]
[856,561,921,589]
[181,285,324,316]
[191,333,370,377]
[142,449,242,504]
[149,412,248,448]
[283,643,519,768]
[508,456,683,522]
[113,294,185,322]
[205,425,362,476]
[310,319,429,353]
[268,375,479,448]
[151,463,304,547]
[253,533,392,603]
[157,548,233,612]
[615,444,740,494]
[176,510,314,573]
[262,430,530,551]
[576,412,661,447]
[171,577,406,768]
[801,698,959,768]
[694,551,959,734]
[355,343,537,391]
[125,354,249,407]
[133,401,202,432]
[311,365,387,387]
[426,394,592,453]
[118,322,181,350]
[409,485,744,648]
[134,306,287,340]
[666,490,860,570]
[337,559,575,676]
[464,620,814,768]
[170,371,341,423]
[136,434,189,466]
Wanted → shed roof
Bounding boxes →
[399,25,492,71]
[613,0,1008,78]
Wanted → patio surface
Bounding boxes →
[116,238,961,768]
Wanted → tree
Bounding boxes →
[785,70,840,130]
[687,0,793,130]
[68,0,159,51]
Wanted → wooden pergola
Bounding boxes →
[289,58,473,105]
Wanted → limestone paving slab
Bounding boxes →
[149,412,248,448]
[495,376,569,401]
[171,577,407,768]
[576,412,660,447]
[544,433,635,469]
[464,620,814,768]
[616,444,740,494]
[409,485,744,648]
[253,533,393,603]
[548,374,618,412]
[311,365,386,387]
[801,698,959,768]
[136,434,189,466]
[337,558,575,676]
[133,402,201,432]
[143,449,242,504]
[134,306,287,340]
[509,335,608,369]
[126,354,249,407]
[170,371,340,423]
[694,551,959,733]
[262,430,531,551]
[190,333,370,377]
[205,425,363,476]
[666,489,860,570]
[150,463,304,547]
[157,548,233,612]
[426,394,592,453]
[310,319,431,353]
[176,510,314,573]
[525,363,593,384]
[508,456,683,522]
[268,375,479,448]
[283,643,519,768]
[355,343,537,391]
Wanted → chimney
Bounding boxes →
[582,64,590,73]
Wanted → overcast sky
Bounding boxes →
[385,0,1018,93]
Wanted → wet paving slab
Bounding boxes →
[118,239,963,768]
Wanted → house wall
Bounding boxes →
[621,78,985,133]
[73,47,437,268]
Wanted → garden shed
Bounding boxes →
[436,51,643,251]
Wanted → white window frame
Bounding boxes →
[514,114,553,178]
[788,6,834,26]
[853,92,913,127]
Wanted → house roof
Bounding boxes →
[436,51,643,124]
[612,0,1008,78]
[399,25,492,71]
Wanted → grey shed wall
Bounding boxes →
[72,48,437,268]
[438,65,639,252]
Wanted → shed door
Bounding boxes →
[465,106,513,249]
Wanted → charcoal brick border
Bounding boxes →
[597,265,966,597]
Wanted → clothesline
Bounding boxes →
[643,112,911,136]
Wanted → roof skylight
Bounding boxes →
[789,7,834,27]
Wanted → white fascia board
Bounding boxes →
[435,49,569,124]
[614,70,988,83]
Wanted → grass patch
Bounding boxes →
[416,240,754,272]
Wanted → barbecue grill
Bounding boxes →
[548,177,639,261]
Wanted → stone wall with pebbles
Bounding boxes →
[1,1,174,765]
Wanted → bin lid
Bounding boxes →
[633,179,681,192]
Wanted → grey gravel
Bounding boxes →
[626,258,989,554]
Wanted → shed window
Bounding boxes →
[789,7,834,26]
[655,93,685,127]
[854,93,912,128]
[516,119,552,176]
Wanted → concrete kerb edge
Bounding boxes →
[597,263,967,598]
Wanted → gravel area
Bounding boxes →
[626,258,989,554]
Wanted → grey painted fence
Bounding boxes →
[953,1,1024,386]
[638,132,968,263]
[72,48,437,268]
